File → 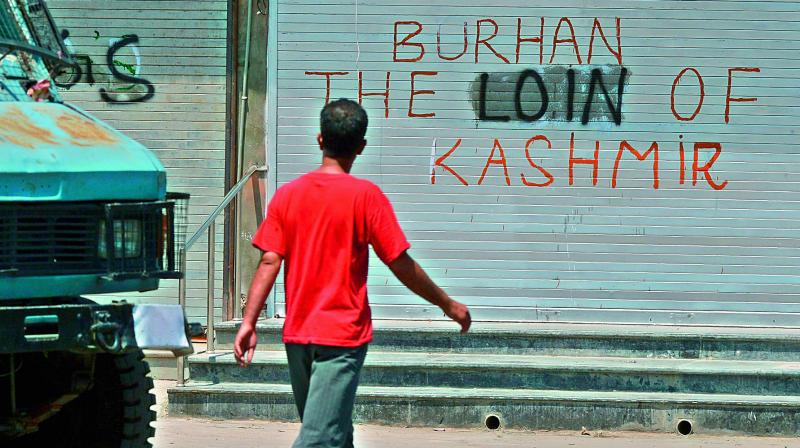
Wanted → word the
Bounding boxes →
[305,70,439,118]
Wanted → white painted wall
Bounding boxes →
[49,0,228,324]
[269,0,800,326]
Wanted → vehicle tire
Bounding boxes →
[9,350,156,448]
[97,350,158,448]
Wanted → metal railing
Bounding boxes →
[176,164,268,385]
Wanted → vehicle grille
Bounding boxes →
[0,203,104,276]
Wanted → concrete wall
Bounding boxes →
[265,0,800,326]
[48,0,230,324]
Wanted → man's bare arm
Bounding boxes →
[387,251,471,333]
[242,251,283,327]
[234,251,282,366]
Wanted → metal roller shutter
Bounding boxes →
[48,1,228,324]
[268,0,800,327]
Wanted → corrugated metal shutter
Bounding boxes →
[270,0,800,327]
[48,1,228,324]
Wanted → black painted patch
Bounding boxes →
[470,65,629,125]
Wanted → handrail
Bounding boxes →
[184,164,267,251]
[176,164,267,386]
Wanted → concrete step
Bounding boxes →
[167,381,800,435]
[214,319,800,361]
[188,350,800,396]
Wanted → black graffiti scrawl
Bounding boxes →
[55,29,155,103]
[99,35,154,103]
[471,65,629,125]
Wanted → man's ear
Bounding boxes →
[317,133,325,151]
[356,139,367,156]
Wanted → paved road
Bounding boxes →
[152,417,796,448]
[151,381,795,447]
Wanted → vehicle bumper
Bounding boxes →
[0,303,193,356]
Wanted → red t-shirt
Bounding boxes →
[252,171,410,347]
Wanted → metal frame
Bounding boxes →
[223,0,240,325]
[0,38,75,69]
[175,1,275,385]
[176,165,267,385]
[0,199,183,281]
[101,200,181,280]
[264,0,279,318]
[232,0,255,322]
[19,0,72,60]
[0,303,138,354]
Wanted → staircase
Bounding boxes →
[167,320,800,435]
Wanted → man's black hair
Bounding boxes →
[320,98,368,157]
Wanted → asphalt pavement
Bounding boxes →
[151,417,797,448]
[152,380,796,448]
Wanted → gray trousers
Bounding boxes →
[285,343,368,448]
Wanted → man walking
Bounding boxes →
[233,98,471,448]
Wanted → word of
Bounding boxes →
[394,17,622,65]
[671,67,761,124]
[431,133,727,190]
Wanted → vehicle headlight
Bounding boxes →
[98,219,142,258]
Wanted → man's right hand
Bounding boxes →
[444,300,472,334]
[235,251,283,367]
[233,322,258,367]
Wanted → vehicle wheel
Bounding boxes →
[96,350,158,448]
[10,350,156,448]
